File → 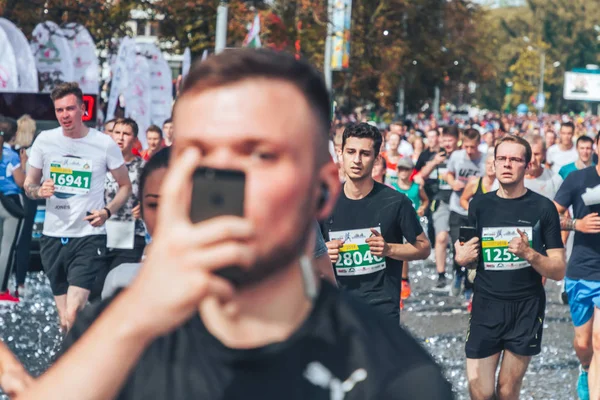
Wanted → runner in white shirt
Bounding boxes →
[546,122,578,174]
[524,134,563,200]
[23,82,132,333]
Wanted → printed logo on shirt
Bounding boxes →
[304,362,367,400]
[329,227,386,276]
[481,226,533,271]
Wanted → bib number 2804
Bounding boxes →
[329,227,387,276]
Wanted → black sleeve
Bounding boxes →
[378,365,454,399]
[467,194,479,229]
[541,199,564,250]
[415,152,428,172]
[554,171,575,208]
[397,195,423,244]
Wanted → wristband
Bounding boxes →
[103,207,112,219]
[573,219,578,232]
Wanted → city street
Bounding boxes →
[0,259,581,399]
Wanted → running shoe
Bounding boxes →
[401,280,411,300]
[560,291,569,305]
[467,298,473,313]
[400,299,404,311]
[577,365,589,400]
[433,275,447,290]
[451,273,463,297]
[0,291,19,304]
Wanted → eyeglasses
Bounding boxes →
[495,156,526,164]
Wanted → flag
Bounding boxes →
[243,14,261,48]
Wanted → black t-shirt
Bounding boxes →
[469,190,563,300]
[554,166,600,281]
[415,149,452,203]
[63,284,453,400]
[321,182,423,321]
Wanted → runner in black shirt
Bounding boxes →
[323,123,430,323]
[455,135,565,400]
[415,126,459,290]
[21,50,452,400]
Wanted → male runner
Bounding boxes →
[323,123,430,323]
[23,82,132,332]
[554,133,600,400]
[162,118,174,147]
[22,49,452,400]
[415,126,459,289]
[447,128,484,298]
[455,135,565,400]
[559,135,596,179]
[523,134,563,200]
[89,118,146,301]
[547,121,578,174]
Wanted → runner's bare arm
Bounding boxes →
[23,167,43,200]
[460,179,477,211]
[12,166,26,188]
[106,165,132,215]
[385,232,431,262]
[522,247,566,281]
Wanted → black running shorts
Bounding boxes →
[465,292,545,359]
[40,235,108,296]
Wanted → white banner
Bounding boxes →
[30,21,75,92]
[124,54,151,149]
[182,47,191,78]
[106,36,135,122]
[0,18,38,92]
[62,23,99,94]
[0,27,18,91]
[135,42,173,127]
[563,71,600,102]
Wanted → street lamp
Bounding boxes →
[523,36,545,115]
[215,0,229,54]
[383,30,389,36]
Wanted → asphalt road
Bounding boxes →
[0,263,582,400]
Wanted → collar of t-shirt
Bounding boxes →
[189,283,332,363]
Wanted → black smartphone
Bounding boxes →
[191,167,246,285]
[459,226,477,244]
[86,211,93,216]
[439,149,447,157]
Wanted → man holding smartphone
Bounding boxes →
[415,126,459,290]
[21,50,452,400]
[455,135,565,400]
[323,123,431,323]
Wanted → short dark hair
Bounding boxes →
[561,121,575,132]
[139,146,171,216]
[162,118,172,126]
[180,49,330,165]
[495,135,532,165]
[50,82,84,104]
[576,135,594,147]
[0,116,17,143]
[104,118,117,128]
[342,123,383,158]
[146,125,163,138]
[114,118,139,137]
[463,128,481,143]
[442,125,460,139]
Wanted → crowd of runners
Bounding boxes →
[0,49,598,399]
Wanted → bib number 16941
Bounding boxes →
[51,173,89,188]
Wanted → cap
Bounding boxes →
[396,158,414,170]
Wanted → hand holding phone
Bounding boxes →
[459,226,477,245]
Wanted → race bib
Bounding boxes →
[49,157,93,195]
[438,167,451,190]
[329,227,386,276]
[481,226,533,271]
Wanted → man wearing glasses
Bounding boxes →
[455,135,565,400]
